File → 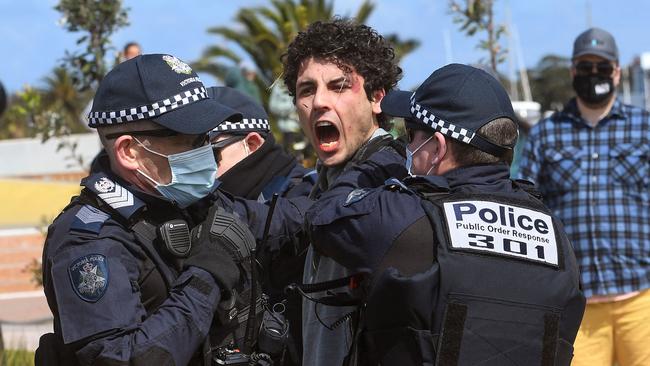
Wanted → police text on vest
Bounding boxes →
[443,200,559,266]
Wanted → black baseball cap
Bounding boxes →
[572,27,618,62]
[381,63,517,156]
[88,54,241,134]
[207,86,270,139]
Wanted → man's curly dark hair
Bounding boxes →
[282,18,402,129]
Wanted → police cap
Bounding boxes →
[381,63,517,156]
[207,86,270,139]
[87,54,241,134]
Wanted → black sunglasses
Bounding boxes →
[574,61,615,76]
[405,128,416,144]
[105,129,209,149]
[404,127,433,145]
[211,135,246,163]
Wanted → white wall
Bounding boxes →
[0,134,101,177]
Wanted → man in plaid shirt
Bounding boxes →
[518,28,650,366]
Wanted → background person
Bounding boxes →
[518,28,650,366]
[123,41,142,61]
[225,60,262,103]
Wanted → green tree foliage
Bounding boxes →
[0,68,90,140]
[2,348,35,366]
[55,0,129,91]
[42,67,92,134]
[529,54,573,111]
[194,0,419,108]
[0,1,128,140]
[0,92,32,140]
[449,0,506,71]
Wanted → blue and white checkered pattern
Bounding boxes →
[409,93,474,144]
[211,118,270,133]
[518,98,650,298]
[87,87,208,126]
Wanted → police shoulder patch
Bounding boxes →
[344,188,372,207]
[68,254,109,302]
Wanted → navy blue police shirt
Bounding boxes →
[306,163,531,276]
[42,159,303,365]
[42,169,222,365]
[256,163,317,203]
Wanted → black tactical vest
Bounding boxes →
[358,188,585,366]
[45,189,263,365]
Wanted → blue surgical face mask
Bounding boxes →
[135,138,218,208]
[405,134,434,176]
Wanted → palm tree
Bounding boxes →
[194,0,417,107]
[40,67,92,134]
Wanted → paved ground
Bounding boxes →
[0,291,52,351]
[0,229,44,294]
[0,156,88,353]
[0,229,53,352]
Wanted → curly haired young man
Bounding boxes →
[282,19,406,365]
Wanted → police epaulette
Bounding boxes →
[302,170,318,185]
[259,176,292,202]
[82,173,145,221]
[404,175,450,192]
[70,204,110,235]
[383,177,409,192]
[512,179,543,199]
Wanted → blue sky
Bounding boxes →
[2,0,650,94]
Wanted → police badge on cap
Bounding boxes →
[87,54,242,135]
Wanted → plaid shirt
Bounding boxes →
[518,98,650,298]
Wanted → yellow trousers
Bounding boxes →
[572,289,650,366]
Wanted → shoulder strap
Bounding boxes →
[302,169,318,185]
[130,221,176,290]
[258,175,292,202]
[349,134,405,168]
[511,179,544,200]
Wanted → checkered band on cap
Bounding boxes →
[87,87,209,126]
[212,118,270,132]
[409,93,475,144]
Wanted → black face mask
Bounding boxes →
[572,74,614,105]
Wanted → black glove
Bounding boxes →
[184,206,256,294]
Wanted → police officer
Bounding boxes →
[36,54,256,365]
[304,64,586,365]
[208,86,315,202]
[207,86,316,364]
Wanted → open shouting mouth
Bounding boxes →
[315,121,340,152]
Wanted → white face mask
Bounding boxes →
[405,134,434,176]
[134,138,218,208]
